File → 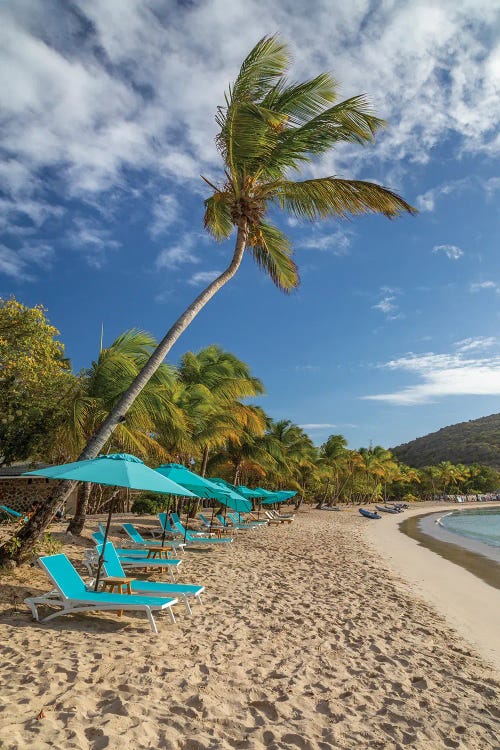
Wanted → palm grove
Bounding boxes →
[1,35,423,563]
[3,299,498,535]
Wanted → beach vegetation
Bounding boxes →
[0,298,75,466]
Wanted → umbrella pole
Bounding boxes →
[161,496,171,547]
[183,498,188,543]
[94,491,117,591]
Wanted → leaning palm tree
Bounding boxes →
[2,35,416,563]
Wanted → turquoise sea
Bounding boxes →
[439,507,500,548]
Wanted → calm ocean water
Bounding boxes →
[440,507,500,548]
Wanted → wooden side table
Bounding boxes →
[144,546,170,560]
[100,576,134,617]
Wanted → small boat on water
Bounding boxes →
[359,508,381,520]
[375,505,399,514]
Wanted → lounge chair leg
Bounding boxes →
[183,595,192,615]
[24,598,39,621]
[145,607,158,634]
[168,607,176,624]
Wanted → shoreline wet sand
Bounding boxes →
[1,509,499,749]
[366,503,500,674]
[402,507,500,589]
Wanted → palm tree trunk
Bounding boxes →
[0,225,248,565]
[66,482,91,535]
[200,445,210,477]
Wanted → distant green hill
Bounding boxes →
[392,413,500,468]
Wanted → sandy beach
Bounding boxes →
[1,509,499,749]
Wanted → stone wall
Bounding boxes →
[0,478,77,514]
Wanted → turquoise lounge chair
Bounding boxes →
[160,512,208,538]
[121,523,186,554]
[170,513,233,544]
[93,529,171,557]
[227,512,267,527]
[264,510,293,524]
[216,513,254,531]
[198,513,230,534]
[90,532,182,581]
[1,505,28,522]
[228,512,265,528]
[96,541,204,615]
[24,554,178,633]
[268,508,295,520]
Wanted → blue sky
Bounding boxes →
[1,0,499,450]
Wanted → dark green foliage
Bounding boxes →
[131,494,166,515]
[392,413,500,469]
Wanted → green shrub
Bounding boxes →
[131,497,163,515]
[402,493,420,503]
[35,532,63,556]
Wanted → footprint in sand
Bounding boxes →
[84,727,109,749]
[280,732,313,749]
[410,676,428,690]
[250,699,279,722]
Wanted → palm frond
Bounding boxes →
[249,221,299,292]
[215,36,290,180]
[261,73,337,125]
[230,35,290,103]
[203,191,234,240]
[254,96,385,180]
[275,178,417,220]
[216,101,282,178]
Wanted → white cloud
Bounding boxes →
[187,270,221,286]
[155,234,202,270]
[470,280,499,293]
[455,336,497,352]
[299,423,338,429]
[67,218,120,268]
[0,196,64,234]
[300,228,353,256]
[362,349,500,404]
[416,179,469,211]
[294,365,320,372]
[433,244,464,260]
[149,194,180,238]
[0,241,53,280]
[373,296,397,314]
[0,0,499,240]
[372,287,403,319]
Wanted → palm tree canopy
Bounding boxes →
[57,329,180,461]
[204,35,417,292]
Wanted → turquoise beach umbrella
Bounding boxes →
[200,476,252,513]
[156,464,230,499]
[156,464,251,540]
[25,453,196,588]
[262,490,297,505]
[27,454,198,495]
[235,485,263,499]
[253,487,275,499]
